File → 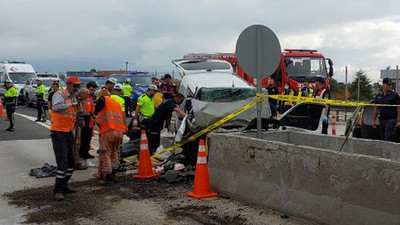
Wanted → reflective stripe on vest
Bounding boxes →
[50,90,76,132]
[97,96,126,134]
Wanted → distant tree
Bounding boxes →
[349,70,374,102]
[329,78,348,99]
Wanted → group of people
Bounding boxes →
[266,76,331,134]
[49,74,187,201]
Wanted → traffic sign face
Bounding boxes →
[236,25,281,78]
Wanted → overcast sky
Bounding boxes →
[1,0,400,82]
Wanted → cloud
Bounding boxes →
[1,0,400,80]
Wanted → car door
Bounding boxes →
[29,79,37,103]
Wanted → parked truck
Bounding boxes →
[183,49,334,94]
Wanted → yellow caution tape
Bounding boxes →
[123,93,400,162]
[267,95,400,107]
[150,94,262,159]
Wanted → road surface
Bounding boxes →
[0,105,320,225]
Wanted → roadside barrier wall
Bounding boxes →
[208,131,400,225]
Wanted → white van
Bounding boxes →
[0,61,37,101]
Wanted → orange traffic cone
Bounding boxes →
[331,115,337,135]
[0,100,3,117]
[186,139,218,199]
[133,130,157,179]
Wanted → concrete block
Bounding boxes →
[209,131,400,225]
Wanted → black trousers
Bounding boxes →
[322,120,328,135]
[79,127,93,159]
[5,105,15,129]
[148,120,162,155]
[124,97,132,116]
[51,131,75,194]
[37,98,46,121]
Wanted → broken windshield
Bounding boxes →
[197,87,256,102]
[285,57,327,82]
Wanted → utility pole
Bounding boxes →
[396,65,399,93]
[345,66,348,100]
[357,70,360,102]
[125,61,128,74]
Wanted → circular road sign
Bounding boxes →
[236,25,281,78]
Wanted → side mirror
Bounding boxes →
[33,85,37,88]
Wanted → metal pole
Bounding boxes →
[256,27,263,138]
[345,66,348,121]
[345,66,348,100]
[396,65,399,93]
[125,61,128,74]
[357,71,360,102]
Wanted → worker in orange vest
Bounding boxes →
[50,76,81,201]
[94,89,126,185]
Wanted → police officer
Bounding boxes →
[133,85,157,130]
[372,78,400,141]
[265,78,279,117]
[111,83,125,113]
[313,76,331,134]
[122,78,133,117]
[4,79,18,132]
[147,93,186,155]
[35,78,46,122]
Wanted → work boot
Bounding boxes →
[54,193,65,201]
[64,187,77,194]
[5,127,14,132]
[111,169,118,184]
[41,119,46,122]
[35,119,41,122]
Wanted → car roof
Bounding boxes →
[173,59,233,75]
[183,72,252,89]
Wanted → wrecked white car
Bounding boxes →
[172,59,269,164]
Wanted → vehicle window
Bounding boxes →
[281,104,324,131]
[9,73,36,84]
[285,57,327,82]
[197,87,256,102]
[131,77,152,86]
[180,60,231,71]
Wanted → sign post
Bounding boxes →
[236,25,281,138]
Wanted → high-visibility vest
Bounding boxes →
[83,96,94,128]
[97,96,126,134]
[111,94,125,112]
[36,84,46,99]
[50,90,76,132]
[122,83,132,97]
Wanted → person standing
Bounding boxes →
[151,77,164,108]
[111,83,125,113]
[122,78,133,117]
[265,78,279,117]
[372,78,400,141]
[160,74,177,100]
[35,78,47,122]
[147,93,186,154]
[50,76,81,201]
[94,92,126,184]
[133,85,157,130]
[48,80,61,111]
[279,82,296,114]
[97,78,116,99]
[4,79,18,132]
[79,88,95,160]
[313,76,331,135]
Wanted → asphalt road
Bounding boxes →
[0,106,50,141]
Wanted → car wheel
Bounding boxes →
[26,94,32,107]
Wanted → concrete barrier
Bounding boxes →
[208,131,400,225]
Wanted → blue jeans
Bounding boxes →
[379,118,397,141]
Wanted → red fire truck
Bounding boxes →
[183,50,333,94]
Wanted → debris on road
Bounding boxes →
[29,163,57,178]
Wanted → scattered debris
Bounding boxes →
[29,163,57,178]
